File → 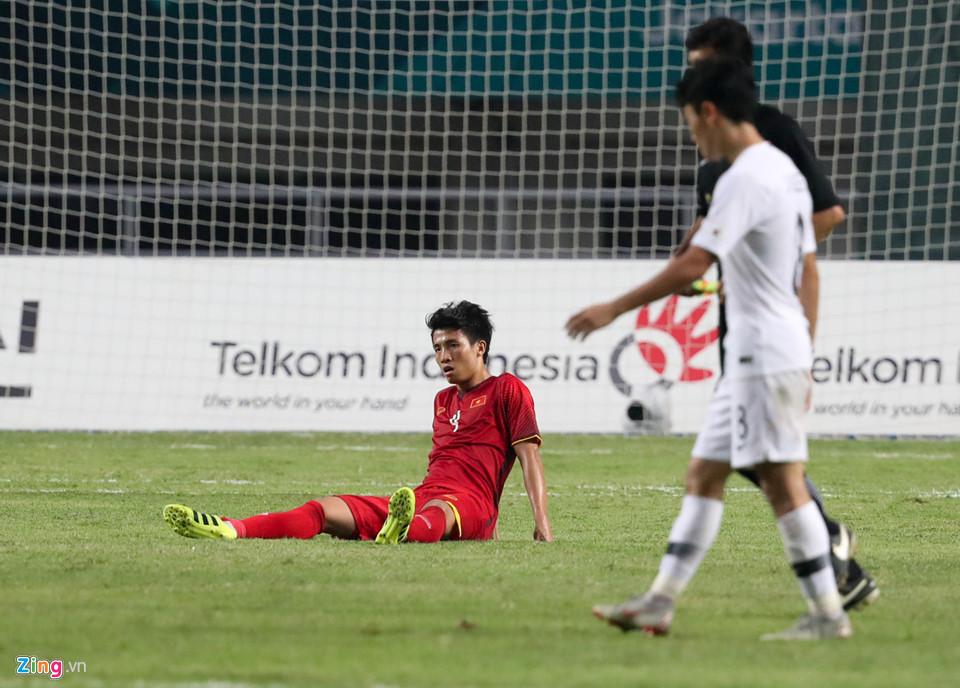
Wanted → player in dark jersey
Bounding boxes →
[675,17,877,610]
[162,301,554,544]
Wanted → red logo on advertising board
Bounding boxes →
[634,296,718,383]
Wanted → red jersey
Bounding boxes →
[423,373,541,510]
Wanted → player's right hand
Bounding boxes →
[565,302,618,340]
[534,524,554,542]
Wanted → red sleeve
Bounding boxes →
[500,376,541,446]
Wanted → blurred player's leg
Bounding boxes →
[648,493,724,599]
[775,499,844,618]
[374,487,415,544]
[758,463,851,640]
[737,467,879,608]
[594,460,727,635]
[738,373,851,640]
[810,485,880,605]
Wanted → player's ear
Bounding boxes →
[475,339,487,358]
[700,100,720,125]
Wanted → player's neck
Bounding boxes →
[457,368,491,395]
[720,123,764,164]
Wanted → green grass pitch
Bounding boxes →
[1,432,957,687]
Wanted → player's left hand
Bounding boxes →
[534,526,553,542]
[565,302,617,340]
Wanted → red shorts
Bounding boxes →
[337,486,497,541]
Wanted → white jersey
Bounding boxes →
[692,141,817,379]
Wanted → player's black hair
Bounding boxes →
[675,58,757,123]
[685,17,754,66]
[426,301,494,363]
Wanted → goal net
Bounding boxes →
[1,1,958,435]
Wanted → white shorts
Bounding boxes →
[692,371,810,469]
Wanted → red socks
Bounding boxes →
[228,500,326,539]
[406,506,447,543]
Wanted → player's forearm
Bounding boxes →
[610,249,712,317]
[799,254,819,342]
[517,446,552,539]
[813,205,845,243]
[522,465,550,527]
[566,247,714,340]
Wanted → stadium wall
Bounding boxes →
[1,257,958,436]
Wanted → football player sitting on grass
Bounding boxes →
[164,301,553,545]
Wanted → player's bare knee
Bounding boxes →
[315,496,357,538]
[754,463,809,516]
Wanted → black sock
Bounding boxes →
[804,475,841,537]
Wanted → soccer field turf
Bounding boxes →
[1,432,957,687]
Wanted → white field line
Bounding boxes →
[2,475,957,501]
[131,682,290,688]
[543,448,613,456]
[161,443,423,453]
[162,443,424,453]
[916,489,960,499]
[338,445,419,453]
[0,487,70,493]
[869,452,955,460]
[43,477,120,484]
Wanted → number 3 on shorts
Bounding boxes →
[735,404,749,450]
